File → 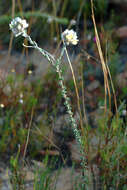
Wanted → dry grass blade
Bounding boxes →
[23,107,34,161]
[6,0,15,65]
[105,62,118,115]
[91,0,112,113]
[65,48,85,137]
[91,0,118,116]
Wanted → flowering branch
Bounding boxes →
[9,18,88,182]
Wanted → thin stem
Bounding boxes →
[23,33,88,184]
[64,47,85,136]
[23,107,34,161]
[55,58,87,167]
[81,61,88,126]
[91,0,111,113]
[6,0,15,64]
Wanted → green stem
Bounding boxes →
[23,33,87,177]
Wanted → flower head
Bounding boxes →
[9,17,29,37]
[47,16,53,23]
[61,29,79,45]
[70,19,76,26]
[19,99,23,104]
[0,104,4,108]
[28,70,33,74]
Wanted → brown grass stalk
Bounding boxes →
[65,47,85,136]
[6,0,15,64]
[91,0,118,116]
[90,0,118,115]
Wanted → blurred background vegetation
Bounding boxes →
[0,0,110,46]
[0,0,127,189]
[0,0,126,161]
[0,0,112,159]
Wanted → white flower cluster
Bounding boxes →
[9,17,29,37]
[62,29,79,45]
[19,93,23,104]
